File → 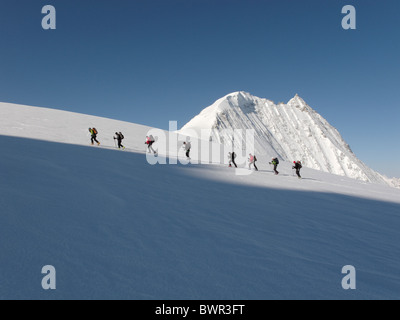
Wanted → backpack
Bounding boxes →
[273,158,279,165]
[92,128,98,135]
[297,161,302,169]
[119,132,124,140]
[254,156,257,161]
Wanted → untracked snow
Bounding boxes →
[1,102,400,300]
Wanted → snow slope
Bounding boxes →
[0,102,155,153]
[1,103,400,300]
[181,92,395,187]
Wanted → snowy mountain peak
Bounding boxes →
[181,92,396,187]
[287,94,312,112]
[181,91,257,132]
[225,91,253,99]
[216,91,255,111]
[288,93,305,106]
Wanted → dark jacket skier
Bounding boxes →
[145,135,156,154]
[89,128,100,146]
[270,157,280,175]
[228,152,237,168]
[293,161,302,179]
[114,132,125,149]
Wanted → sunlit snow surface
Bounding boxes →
[0,102,399,300]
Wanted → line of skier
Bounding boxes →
[228,152,302,178]
[89,128,302,178]
[88,128,126,150]
[146,135,192,158]
[89,129,192,159]
[228,152,260,171]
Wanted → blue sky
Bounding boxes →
[0,0,399,177]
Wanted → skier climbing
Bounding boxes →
[183,141,191,160]
[114,132,125,149]
[269,157,280,175]
[248,154,258,171]
[89,128,100,146]
[228,152,237,168]
[293,161,302,179]
[145,135,156,154]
